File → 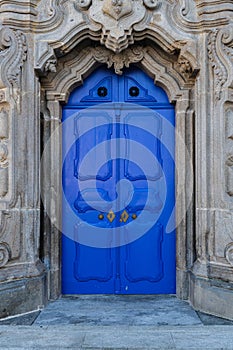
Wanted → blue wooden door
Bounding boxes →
[62,67,176,294]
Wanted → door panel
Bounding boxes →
[62,67,176,294]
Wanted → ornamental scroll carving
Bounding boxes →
[0,28,27,202]
[208,30,227,102]
[92,46,144,75]
[0,28,27,103]
[0,242,11,268]
[208,28,233,103]
[75,0,161,52]
[0,28,27,269]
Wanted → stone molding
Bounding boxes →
[0,27,27,205]
[42,44,198,103]
[0,28,27,271]
[31,0,200,76]
[171,0,232,30]
[40,38,196,300]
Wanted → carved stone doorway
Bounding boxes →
[40,42,196,300]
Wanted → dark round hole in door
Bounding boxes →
[97,86,108,97]
[129,86,140,97]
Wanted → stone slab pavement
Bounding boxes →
[1,296,233,349]
[1,325,233,349]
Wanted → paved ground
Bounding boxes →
[0,295,233,349]
[34,295,202,326]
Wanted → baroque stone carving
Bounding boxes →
[196,1,233,21]
[208,28,233,103]
[208,30,228,102]
[181,0,193,17]
[76,0,160,52]
[143,0,160,10]
[75,0,160,14]
[225,243,233,266]
[221,29,233,65]
[44,58,57,73]
[0,28,27,203]
[0,28,27,102]
[172,0,231,31]
[75,0,92,10]
[102,0,133,20]
[0,242,10,267]
[92,46,144,74]
[177,55,195,79]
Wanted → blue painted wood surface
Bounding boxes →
[62,67,176,294]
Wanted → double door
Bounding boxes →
[62,67,176,294]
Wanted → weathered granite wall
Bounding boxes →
[0,0,232,320]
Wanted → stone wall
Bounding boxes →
[0,0,232,320]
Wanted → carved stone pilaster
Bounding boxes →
[0,28,27,204]
[0,28,27,272]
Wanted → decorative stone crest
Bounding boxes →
[102,0,132,20]
[75,0,161,52]
[92,45,144,74]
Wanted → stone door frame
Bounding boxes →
[40,42,197,300]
